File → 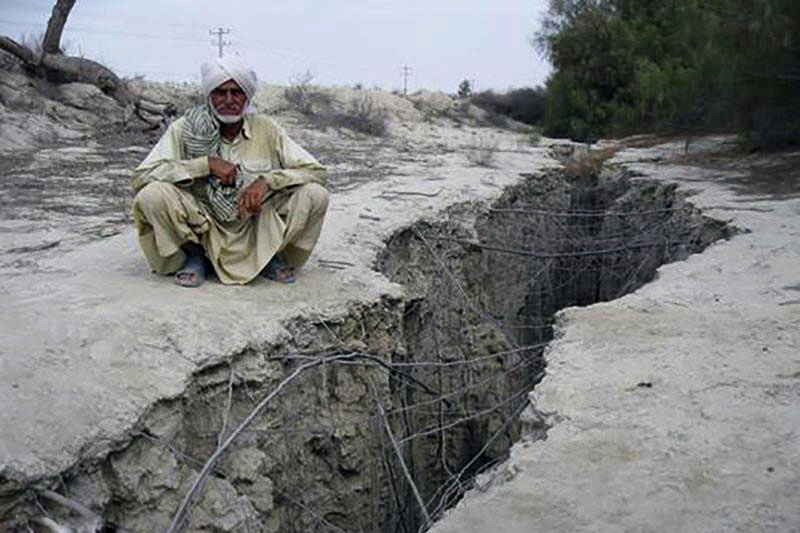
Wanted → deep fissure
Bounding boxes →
[375,165,733,532]
[2,165,733,533]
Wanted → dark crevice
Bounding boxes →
[376,165,734,531]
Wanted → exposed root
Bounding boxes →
[29,516,71,533]
[33,490,103,533]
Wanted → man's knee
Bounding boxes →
[133,181,178,217]
[296,183,329,213]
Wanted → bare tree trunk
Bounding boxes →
[37,52,137,104]
[42,0,76,54]
[0,0,175,126]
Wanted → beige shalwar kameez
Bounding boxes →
[131,113,329,284]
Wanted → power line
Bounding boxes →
[0,18,388,76]
[3,0,52,8]
[0,18,397,85]
[209,27,231,58]
[0,18,208,42]
[117,69,199,79]
[0,18,49,28]
[236,41,391,77]
[1,4,208,33]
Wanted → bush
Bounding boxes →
[562,148,618,185]
[537,0,800,148]
[471,87,546,126]
[330,94,389,137]
[283,70,332,116]
[282,70,389,136]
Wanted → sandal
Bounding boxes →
[174,255,210,288]
[261,255,296,284]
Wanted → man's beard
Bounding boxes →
[211,107,246,124]
[209,96,247,124]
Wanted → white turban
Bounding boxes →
[200,56,258,101]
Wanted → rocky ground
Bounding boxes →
[1,62,798,532]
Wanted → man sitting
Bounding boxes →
[131,56,329,287]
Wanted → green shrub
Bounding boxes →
[471,87,546,126]
[536,0,800,148]
[457,79,472,98]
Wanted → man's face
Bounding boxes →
[210,79,247,118]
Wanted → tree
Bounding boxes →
[471,87,547,126]
[0,0,174,126]
[535,0,800,147]
[457,79,472,98]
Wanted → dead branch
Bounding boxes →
[133,105,170,129]
[0,36,36,63]
[317,259,356,267]
[381,188,443,198]
[31,489,104,533]
[30,516,71,533]
[377,402,431,526]
[42,0,76,54]
[38,490,101,523]
[1,32,175,125]
[137,98,176,116]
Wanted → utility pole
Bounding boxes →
[209,27,231,58]
[400,65,412,95]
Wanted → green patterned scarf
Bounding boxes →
[182,104,241,222]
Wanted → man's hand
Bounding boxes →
[209,156,238,186]
[238,177,270,218]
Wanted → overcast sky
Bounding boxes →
[1,0,552,93]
